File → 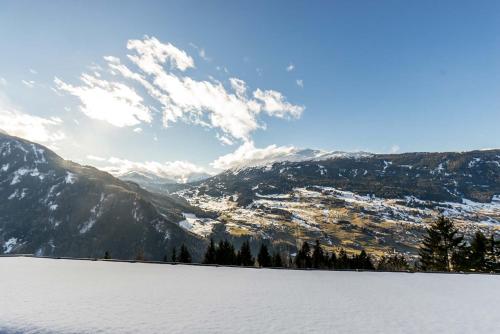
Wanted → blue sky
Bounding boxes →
[1,0,499,180]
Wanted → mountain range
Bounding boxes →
[1,131,499,259]
[0,132,209,260]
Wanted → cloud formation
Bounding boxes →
[54,74,152,127]
[286,63,295,72]
[94,156,210,183]
[0,93,65,143]
[55,36,304,143]
[21,80,35,88]
[211,141,296,170]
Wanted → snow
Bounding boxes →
[468,157,481,168]
[10,167,41,185]
[2,238,18,253]
[79,193,106,234]
[64,171,77,184]
[255,193,291,199]
[1,257,499,334]
[178,213,218,237]
[382,160,392,172]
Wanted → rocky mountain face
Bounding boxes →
[2,131,499,260]
[0,133,209,260]
[173,150,500,257]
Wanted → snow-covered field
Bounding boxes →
[1,257,499,334]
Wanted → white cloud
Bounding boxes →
[0,77,7,86]
[390,145,400,153]
[98,157,210,183]
[54,74,152,127]
[102,37,304,142]
[253,89,304,118]
[286,63,295,72]
[56,36,304,144]
[216,133,234,146]
[86,155,106,161]
[189,42,210,61]
[211,141,296,170]
[22,80,35,88]
[133,127,143,133]
[296,79,304,88]
[229,78,247,98]
[29,69,38,75]
[0,93,65,143]
[127,36,194,73]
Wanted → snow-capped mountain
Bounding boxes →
[1,130,499,259]
[108,168,211,194]
[173,149,500,256]
[0,132,209,259]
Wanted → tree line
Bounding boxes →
[419,216,499,273]
[102,217,499,273]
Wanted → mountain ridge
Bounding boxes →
[0,132,209,260]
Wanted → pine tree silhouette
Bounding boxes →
[337,248,349,269]
[295,242,312,268]
[329,251,337,269]
[469,231,488,272]
[171,247,177,262]
[203,238,217,264]
[178,244,192,263]
[215,240,236,265]
[312,240,326,269]
[419,216,464,272]
[272,252,283,267]
[238,240,254,266]
[257,244,272,267]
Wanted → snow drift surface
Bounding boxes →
[1,257,499,334]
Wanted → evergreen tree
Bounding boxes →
[329,251,337,270]
[104,251,111,260]
[354,250,374,270]
[178,244,192,263]
[238,240,254,266]
[486,235,500,272]
[468,232,489,272]
[312,240,326,269]
[203,238,216,264]
[377,253,409,271]
[171,247,177,262]
[272,252,283,267]
[257,244,272,267]
[419,216,464,272]
[295,242,312,268]
[215,240,237,265]
[337,248,350,269]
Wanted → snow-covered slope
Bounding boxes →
[1,257,499,334]
[0,133,208,259]
[174,149,500,256]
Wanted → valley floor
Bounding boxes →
[1,258,499,333]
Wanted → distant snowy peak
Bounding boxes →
[114,169,211,185]
[230,148,373,172]
[117,170,177,184]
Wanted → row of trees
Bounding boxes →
[103,217,498,273]
[201,239,383,270]
[202,239,282,267]
[419,216,499,272]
